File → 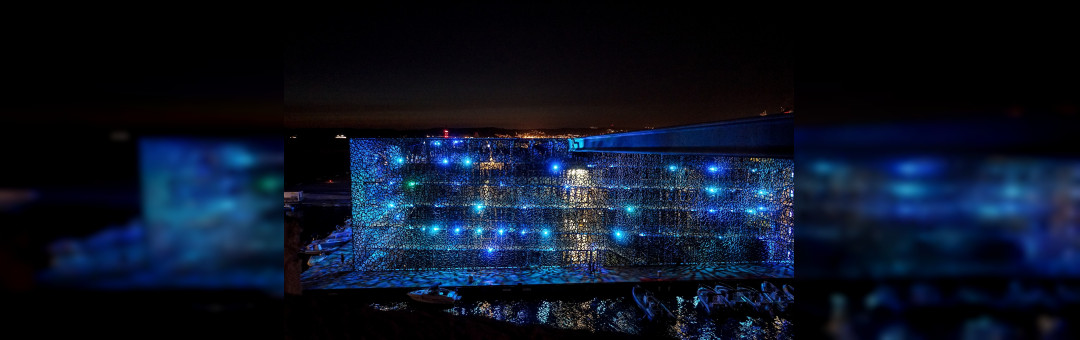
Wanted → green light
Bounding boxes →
[258,174,281,193]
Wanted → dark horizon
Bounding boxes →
[285,4,792,130]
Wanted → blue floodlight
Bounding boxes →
[348,137,794,272]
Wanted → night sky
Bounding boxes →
[3,9,279,132]
[285,5,793,130]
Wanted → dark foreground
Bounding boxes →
[286,293,650,340]
[288,280,795,339]
[7,289,281,339]
[9,277,1078,339]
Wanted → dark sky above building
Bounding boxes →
[3,8,280,132]
[285,5,793,130]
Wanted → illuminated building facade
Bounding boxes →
[350,138,792,271]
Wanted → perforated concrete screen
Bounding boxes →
[350,138,792,271]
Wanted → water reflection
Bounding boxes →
[371,293,793,339]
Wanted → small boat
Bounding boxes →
[697,285,718,314]
[759,281,780,310]
[301,224,352,255]
[731,285,768,314]
[697,283,737,314]
[320,225,352,247]
[407,283,461,305]
[758,281,793,312]
[306,254,326,267]
[758,280,793,314]
[633,285,675,321]
[778,284,794,310]
[301,240,328,255]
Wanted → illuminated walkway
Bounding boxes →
[299,244,793,290]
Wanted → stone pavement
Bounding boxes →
[299,243,793,290]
